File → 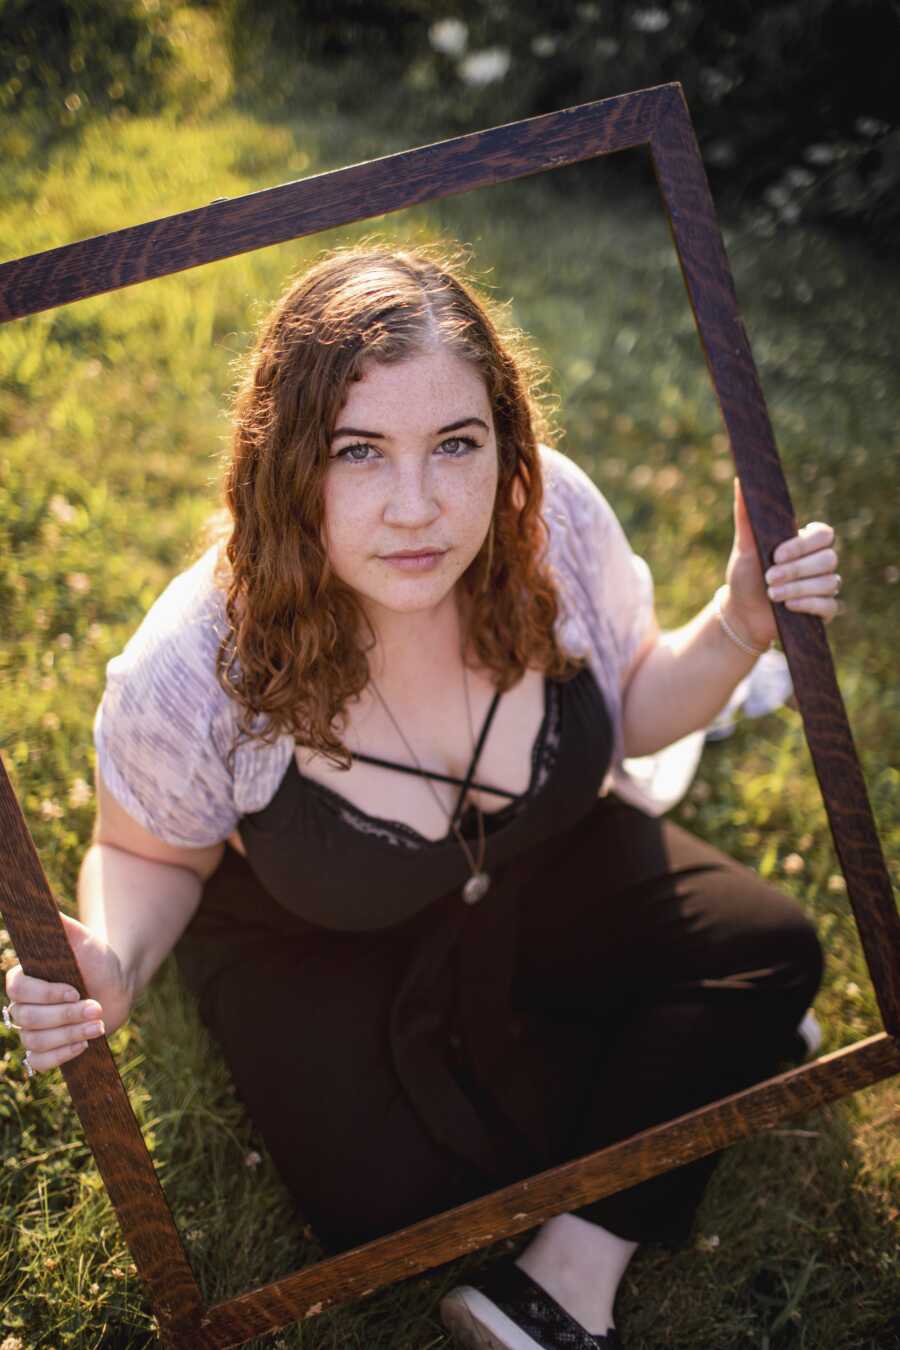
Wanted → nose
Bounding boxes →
[382,459,441,530]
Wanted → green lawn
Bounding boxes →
[1,9,897,1348]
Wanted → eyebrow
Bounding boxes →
[330,416,490,440]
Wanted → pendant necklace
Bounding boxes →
[368,660,491,905]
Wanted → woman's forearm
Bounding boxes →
[77,842,204,1002]
[621,589,762,758]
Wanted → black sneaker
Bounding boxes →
[441,1257,624,1349]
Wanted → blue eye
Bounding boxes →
[332,442,379,464]
[330,435,481,465]
[439,436,479,456]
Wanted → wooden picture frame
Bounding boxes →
[1,82,898,1349]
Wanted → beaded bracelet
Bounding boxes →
[713,585,772,657]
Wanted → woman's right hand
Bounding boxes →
[3,912,133,1074]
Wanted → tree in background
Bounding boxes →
[0,0,174,130]
[222,0,900,256]
[2,0,898,254]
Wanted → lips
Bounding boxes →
[380,548,446,559]
[378,547,448,573]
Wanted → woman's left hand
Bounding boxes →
[722,477,842,649]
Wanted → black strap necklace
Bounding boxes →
[367,661,495,905]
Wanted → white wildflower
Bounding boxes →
[804,143,837,165]
[429,18,468,58]
[630,7,670,32]
[855,116,889,137]
[458,48,511,87]
[68,778,92,808]
[48,495,76,525]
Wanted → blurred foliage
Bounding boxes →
[219,0,900,256]
[3,0,897,249]
[0,0,177,133]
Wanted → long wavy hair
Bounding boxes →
[214,242,582,768]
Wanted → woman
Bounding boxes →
[3,245,840,1349]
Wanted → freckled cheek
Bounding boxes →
[456,483,492,535]
[456,464,498,537]
[322,486,380,572]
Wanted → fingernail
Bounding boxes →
[83,1001,102,1017]
[768,586,785,600]
[765,567,783,584]
[65,989,79,1002]
[84,1021,104,1036]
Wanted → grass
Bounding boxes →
[1,7,898,1348]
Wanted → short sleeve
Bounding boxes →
[588,494,656,684]
[541,445,720,817]
[540,445,656,690]
[93,554,240,848]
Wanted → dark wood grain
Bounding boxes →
[0,754,209,1342]
[649,85,900,1033]
[1,82,897,1350]
[187,1035,900,1349]
[0,85,669,323]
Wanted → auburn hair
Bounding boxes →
[214,241,583,769]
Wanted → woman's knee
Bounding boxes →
[684,879,825,1017]
[761,897,825,1002]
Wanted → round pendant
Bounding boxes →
[462,872,490,905]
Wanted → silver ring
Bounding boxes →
[2,1002,16,1031]
[24,1049,35,1079]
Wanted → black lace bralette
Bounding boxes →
[237,666,611,931]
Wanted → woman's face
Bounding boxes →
[322,346,499,632]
